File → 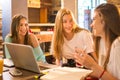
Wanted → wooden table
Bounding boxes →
[1,67,92,80]
[1,67,40,80]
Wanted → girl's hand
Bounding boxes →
[74,48,97,69]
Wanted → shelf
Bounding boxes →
[27,0,41,8]
[35,31,53,43]
[41,2,52,6]
[29,23,55,27]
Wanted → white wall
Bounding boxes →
[1,0,28,40]
[63,0,78,21]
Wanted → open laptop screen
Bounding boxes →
[4,42,41,73]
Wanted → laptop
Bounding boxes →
[4,42,58,73]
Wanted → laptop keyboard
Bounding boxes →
[37,61,58,70]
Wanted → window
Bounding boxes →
[77,0,106,30]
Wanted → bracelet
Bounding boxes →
[99,69,105,78]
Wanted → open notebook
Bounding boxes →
[41,67,93,80]
[4,42,58,73]
[4,43,92,80]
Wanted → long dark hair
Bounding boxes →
[11,14,29,45]
[94,3,120,69]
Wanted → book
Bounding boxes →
[41,67,92,80]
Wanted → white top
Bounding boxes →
[99,39,107,67]
[62,30,94,62]
[107,37,120,79]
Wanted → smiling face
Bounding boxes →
[62,14,74,35]
[17,18,29,36]
[90,11,105,37]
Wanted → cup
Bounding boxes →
[0,58,3,76]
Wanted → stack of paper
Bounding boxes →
[41,67,92,80]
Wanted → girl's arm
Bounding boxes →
[74,50,118,80]
[55,58,61,66]
[4,34,12,59]
[29,33,46,62]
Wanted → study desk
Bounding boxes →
[1,67,40,80]
[1,67,92,80]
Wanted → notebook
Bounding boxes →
[4,42,58,73]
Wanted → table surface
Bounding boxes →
[1,67,41,80]
[1,66,92,80]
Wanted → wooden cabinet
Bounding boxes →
[27,0,62,38]
[28,0,62,53]
[27,0,41,8]
[28,0,53,23]
[28,0,62,23]
[29,23,54,53]
[40,7,48,23]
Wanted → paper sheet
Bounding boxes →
[41,67,92,80]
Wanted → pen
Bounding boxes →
[34,71,49,79]
[34,75,40,79]
[83,46,87,51]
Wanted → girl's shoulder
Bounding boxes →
[76,29,92,36]
[113,36,120,43]
[112,36,120,48]
[6,34,11,37]
[5,34,12,42]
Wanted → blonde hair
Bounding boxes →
[52,8,83,60]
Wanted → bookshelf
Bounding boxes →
[27,0,62,56]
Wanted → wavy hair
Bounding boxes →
[10,14,30,45]
[53,8,84,60]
